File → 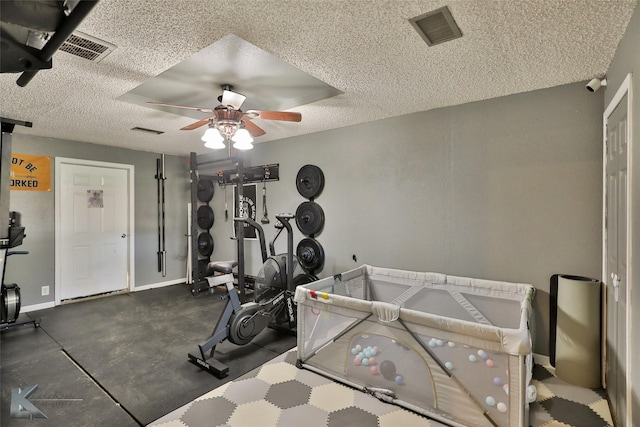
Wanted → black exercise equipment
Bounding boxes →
[196,205,214,229]
[189,214,314,377]
[155,154,167,276]
[197,178,215,202]
[1,250,28,325]
[296,164,324,199]
[296,238,325,273]
[1,118,39,332]
[1,0,99,86]
[197,233,214,257]
[295,201,325,236]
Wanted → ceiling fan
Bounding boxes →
[147,84,302,150]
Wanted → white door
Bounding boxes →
[57,160,131,301]
[604,80,630,426]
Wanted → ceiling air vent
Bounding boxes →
[59,31,116,62]
[409,5,462,47]
[131,127,164,135]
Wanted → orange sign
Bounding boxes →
[10,153,51,191]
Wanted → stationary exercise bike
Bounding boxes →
[188,213,315,377]
[1,213,38,331]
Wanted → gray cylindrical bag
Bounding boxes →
[555,275,601,388]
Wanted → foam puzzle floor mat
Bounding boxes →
[148,350,615,427]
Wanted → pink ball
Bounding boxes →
[353,357,361,366]
[370,366,379,375]
[485,359,494,367]
[368,357,376,365]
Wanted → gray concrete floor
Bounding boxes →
[0,284,296,427]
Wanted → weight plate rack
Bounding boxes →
[295,164,326,274]
[189,153,216,294]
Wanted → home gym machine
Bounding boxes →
[187,151,279,298]
[1,117,38,331]
[188,213,314,378]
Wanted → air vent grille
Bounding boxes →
[60,31,116,62]
[409,6,462,47]
[131,127,164,135]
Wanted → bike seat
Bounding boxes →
[207,261,238,275]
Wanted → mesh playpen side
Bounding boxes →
[295,265,535,427]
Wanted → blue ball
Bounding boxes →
[395,375,404,385]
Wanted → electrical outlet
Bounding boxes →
[42,285,50,296]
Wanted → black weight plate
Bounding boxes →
[296,165,324,199]
[197,179,215,202]
[197,259,209,278]
[296,238,325,272]
[295,201,325,236]
[197,205,214,229]
[197,232,214,257]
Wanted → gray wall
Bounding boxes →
[605,3,639,425]
[202,81,603,356]
[5,135,190,305]
[5,81,603,358]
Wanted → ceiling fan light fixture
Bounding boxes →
[231,127,254,150]
[231,128,253,144]
[233,140,254,150]
[202,127,226,149]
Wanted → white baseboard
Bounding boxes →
[134,278,185,292]
[533,353,552,369]
[21,301,56,313]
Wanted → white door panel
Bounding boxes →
[605,88,629,426]
[59,163,129,300]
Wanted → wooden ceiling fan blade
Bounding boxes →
[220,90,246,110]
[147,101,214,114]
[180,118,211,130]
[246,110,302,122]
[243,119,266,137]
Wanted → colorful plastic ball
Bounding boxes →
[485,396,496,406]
[497,402,507,413]
[355,353,364,361]
[395,375,404,385]
[445,362,453,370]
[468,355,477,362]
[373,346,380,353]
[368,357,376,365]
[503,384,509,395]
[351,347,358,355]
[447,341,455,347]
[362,358,370,366]
[370,348,377,356]
[493,377,502,386]
[370,366,379,375]
[485,359,495,367]
[353,357,361,366]
[355,344,362,352]
[428,339,437,347]
[436,339,443,346]
[380,360,397,380]
[478,350,489,360]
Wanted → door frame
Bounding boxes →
[602,72,632,425]
[54,157,135,305]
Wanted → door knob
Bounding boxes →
[122,233,127,238]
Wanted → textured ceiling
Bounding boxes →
[0,0,637,156]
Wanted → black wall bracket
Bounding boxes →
[217,164,279,186]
